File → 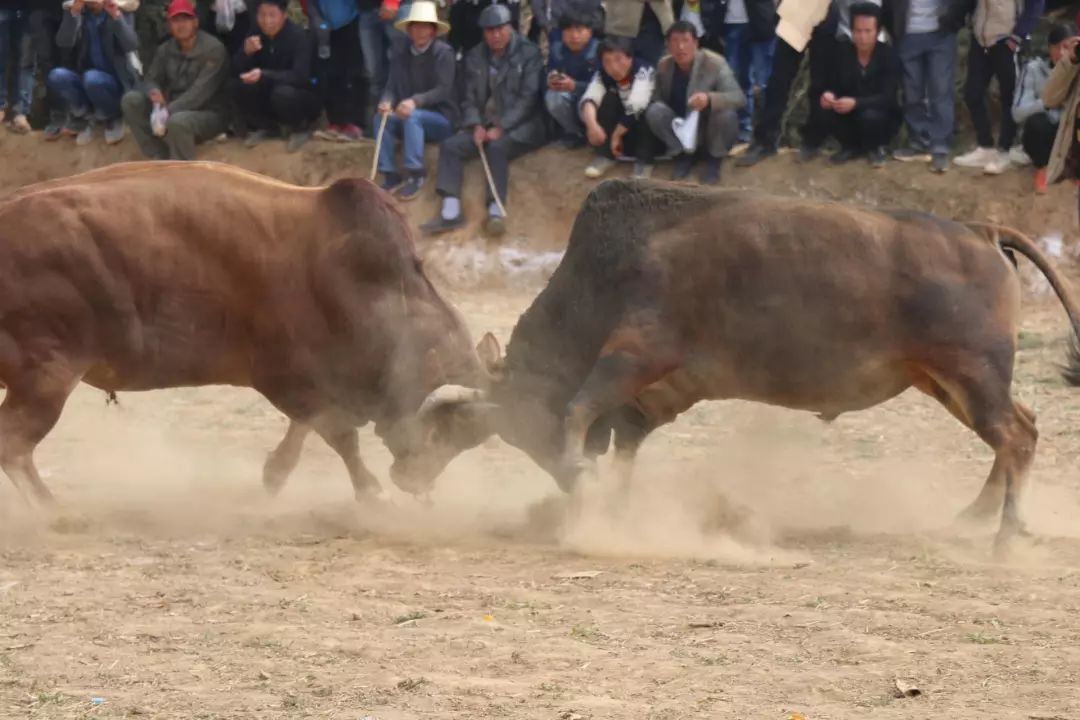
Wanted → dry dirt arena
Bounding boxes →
[3,134,1080,719]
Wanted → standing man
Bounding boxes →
[374,0,457,200]
[232,0,321,152]
[302,0,365,141]
[645,20,745,183]
[121,0,229,160]
[605,0,674,66]
[954,0,1044,174]
[888,0,968,172]
[735,0,835,167]
[358,0,403,135]
[421,4,544,238]
[49,0,137,145]
[720,0,778,144]
[0,0,38,132]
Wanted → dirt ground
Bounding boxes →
[3,134,1080,719]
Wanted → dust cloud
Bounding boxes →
[3,382,1034,566]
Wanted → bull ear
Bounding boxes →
[476,332,503,374]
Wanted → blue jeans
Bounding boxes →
[723,23,775,141]
[898,30,956,154]
[46,67,123,120]
[358,7,405,127]
[0,9,36,116]
[375,108,453,175]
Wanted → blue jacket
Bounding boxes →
[547,36,598,96]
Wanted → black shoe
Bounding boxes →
[484,214,506,238]
[735,143,775,167]
[380,173,403,193]
[868,147,887,168]
[672,153,695,180]
[557,134,586,149]
[830,148,858,165]
[797,145,821,163]
[699,157,722,185]
[420,214,464,235]
[397,174,425,201]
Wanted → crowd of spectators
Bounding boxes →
[0,0,1076,237]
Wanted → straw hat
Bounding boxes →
[394,1,450,35]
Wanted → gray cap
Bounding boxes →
[478,3,512,28]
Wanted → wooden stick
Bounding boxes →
[370,112,389,181]
[477,142,508,219]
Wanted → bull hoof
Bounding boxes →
[953,500,1001,531]
[262,475,286,498]
[354,486,388,505]
[992,522,1033,561]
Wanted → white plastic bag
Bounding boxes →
[672,110,699,153]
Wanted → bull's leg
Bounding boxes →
[310,413,383,502]
[562,352,669,491]
[262,420,311,496]
[0,366,83,507]
[914,369,1037,547]
[610,407,657,498]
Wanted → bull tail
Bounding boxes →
[967,222,1080,386]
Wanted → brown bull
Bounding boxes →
[0,160,486,506]
[409,179,1080,549]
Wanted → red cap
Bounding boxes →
[167,0,196,18]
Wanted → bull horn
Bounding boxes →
[417,385,487,418]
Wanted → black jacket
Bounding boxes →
[232,19,313,88]
[827,39,901,114]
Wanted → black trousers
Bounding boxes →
[592,89,657,162]
[435,131,538,204]
[315,17,365,127]
[212,11,251,58]
[1021,112,1057,169]
[233,79,322,131]
[754,21,835,150]
[829,106,899,152]
[964,40,1018,150]
[34,10,73,124]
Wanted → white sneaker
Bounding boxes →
[584,156,615,178]
[1008,146,1032,166]
[984,150,1012,175]
[954,146,998,168]
[632,162,654,179]
[76,121,96,146]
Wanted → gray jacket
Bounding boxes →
[460,32,546,146]
[56,8,140,91]
[1013,56,1060,125]
[653,48,745,112]
[144,31,230,116]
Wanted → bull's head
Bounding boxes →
[387,333,505,493]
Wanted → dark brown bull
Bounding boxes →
[0,160,486,505]
[408,179,1080,549]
